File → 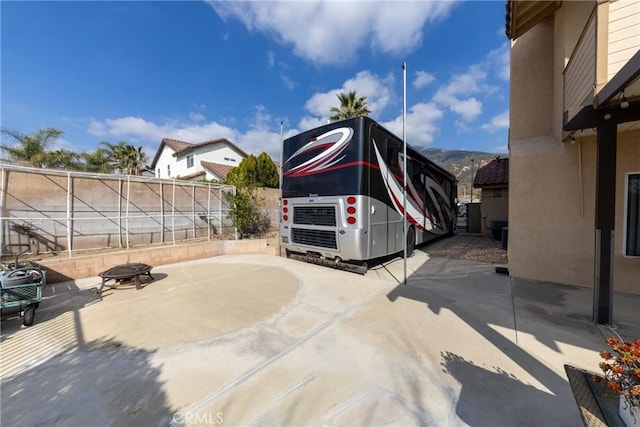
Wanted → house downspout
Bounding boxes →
[578,138,584,219]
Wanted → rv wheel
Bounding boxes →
[406,226,415,257]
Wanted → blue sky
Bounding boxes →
[1,1,510,162]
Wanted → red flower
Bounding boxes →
[594,337,640,411]
[607,338,620,346]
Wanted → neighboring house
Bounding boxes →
[473,157,509,239]
[150,137,248,181]
[505,0,640,323]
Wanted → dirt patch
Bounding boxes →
[423,234,508,264]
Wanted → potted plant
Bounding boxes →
[594,337,640,426]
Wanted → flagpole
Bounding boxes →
[279,120,284,258]
[402,62,407,286]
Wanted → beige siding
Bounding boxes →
[608,0,640,79]
[564,15,595,111]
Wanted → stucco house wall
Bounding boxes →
[479,188,509,238]
[508,4,639,295]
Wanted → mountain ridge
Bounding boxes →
[417,146,508,200]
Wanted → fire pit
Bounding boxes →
[97,263,154,295]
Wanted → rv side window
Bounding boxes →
[386,146,396,166]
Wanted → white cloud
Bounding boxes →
[486,42,510,81]
[297,116,327,132]
[209,1,457,65]
[87,107,290,161]
[88,120,107,136]
[481,110,509,133]
[267,50,275,67]
[413,71,435,89]
[382,102,443,146]
[432,65,489,122]
[305,70,394,120]
[189,112,206,122]
[237,128,282,159]
[450,97,482,121]
[280,73,297,90]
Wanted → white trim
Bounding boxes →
[623,171,640,258]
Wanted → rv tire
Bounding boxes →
[407,226,415,257]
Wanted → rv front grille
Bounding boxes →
[293,206,336,226]
[291,228,337,249]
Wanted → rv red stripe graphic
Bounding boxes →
[284,127,353,177]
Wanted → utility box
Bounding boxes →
[467,203,482,233]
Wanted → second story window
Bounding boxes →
[157,168,160,178]
[187,155,194,169]
[167,165,171,177]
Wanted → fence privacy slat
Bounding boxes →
[0,165,236,256]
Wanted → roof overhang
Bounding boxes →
[564,50,640,131]
[595,50,640,109]
[505,0,561,40]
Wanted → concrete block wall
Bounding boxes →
[39,238,279,284]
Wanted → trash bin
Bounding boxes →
[490,219,508,240]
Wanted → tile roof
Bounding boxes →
[179,170,206,180]
[201,161,235,181]
[473,157,509,188]
[161,138,191,153]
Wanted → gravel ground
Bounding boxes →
[422,233,508,265]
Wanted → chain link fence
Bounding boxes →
[0,164,236,258]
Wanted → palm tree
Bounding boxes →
[0,127,64,167]
[43,149,82,170]
[329,90,371,121]
[101,141,148,175]
[81,147,114,173]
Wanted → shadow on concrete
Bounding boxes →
[1,337,172,427]
[440,351,573,426]
[384,255,638,425]
[0,269,108,337]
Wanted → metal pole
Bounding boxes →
[160,182,165,243]
[219,186,223,235]
[279,120,284,257]
[66,172,72,258]
[233,185,238,240]
[192,184,196,239]
[126,175,130,249]
[0,167,5,251]
[207,183,211,241]
[172,180,176,246]
[402,61,408,286]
